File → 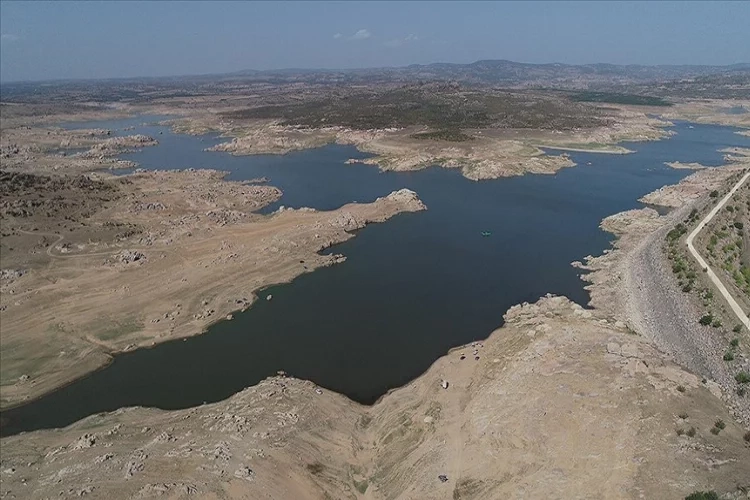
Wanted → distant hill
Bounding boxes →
[214,60,750,88]
[2,60,749,102]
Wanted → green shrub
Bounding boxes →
[678,412,689,419]
[685,491,719,500]
[677,385,686,393]
[714,419,726,430]
[306,462,325,475]
[735,372,750,384]
[667,224,687,242]
[686,427,697,437]
[724,351,735,361]
[744,431,750,442]
[730,337,740,346]
[734,221,744,230]
[709,190,719,198]
[699,314,714,326]
[710,427,721,435]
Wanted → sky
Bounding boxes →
[1,1,749,83]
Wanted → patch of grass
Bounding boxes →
[735,371,750,384]
[94,317,143,341]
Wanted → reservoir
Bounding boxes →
[2,120,748,435]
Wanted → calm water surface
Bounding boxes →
[2,119,748,435]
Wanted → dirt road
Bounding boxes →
[686,171,750,330]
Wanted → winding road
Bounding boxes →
[686,171,750,331]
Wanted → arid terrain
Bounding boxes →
[0,162,425,408]
[2,295,749,500]
[2,65,750,499]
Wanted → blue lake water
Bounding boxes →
[2,119,748,435]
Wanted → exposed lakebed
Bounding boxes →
[3,119,749,435]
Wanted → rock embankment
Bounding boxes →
[584,159,750,425]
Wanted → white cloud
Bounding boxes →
[1,33,20,43]
[350,29,371,40]
[384,34,419,48]
[333,33,342,39]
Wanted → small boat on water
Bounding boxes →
[481,231,491,237]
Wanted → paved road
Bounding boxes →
[685,171,750,331]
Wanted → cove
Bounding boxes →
[2,120,748,436]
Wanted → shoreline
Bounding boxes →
[0,147,427,410]
[534,144,633,154]
[0,113,738,415]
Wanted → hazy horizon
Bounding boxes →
[2,0,749,83]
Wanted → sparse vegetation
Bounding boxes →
[686,427,697,437]
[222,86,612,131]
[677,385,686,393]
[571,91,672,107]
[735,371,750,384]
[411,129,475,142]
[699,314,714,326]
